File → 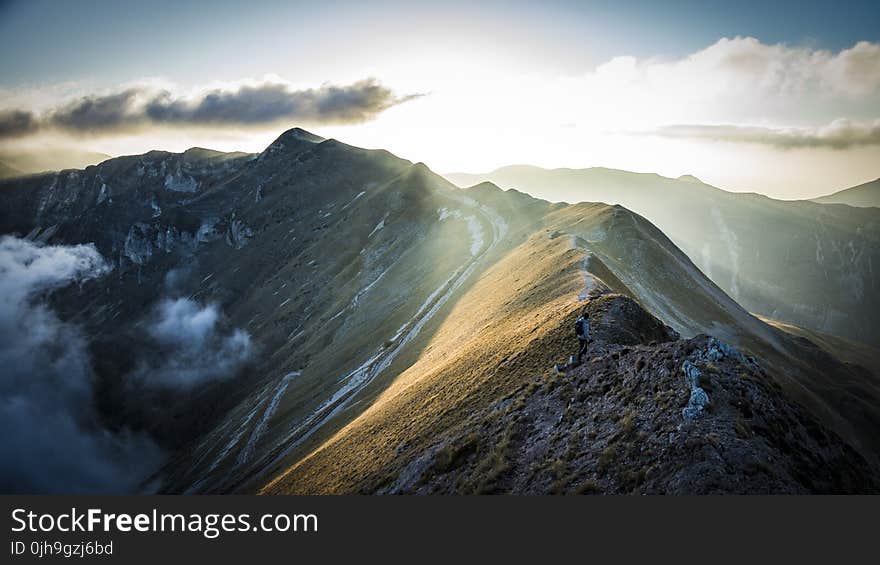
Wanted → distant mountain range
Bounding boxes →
[2,129,878,494]
[811,178,880,208]
[446,166,880,349]
[0,160,22,179]
[0,148,112,177]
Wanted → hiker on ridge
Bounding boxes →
[575,311,591,363]
[553,308,593,374]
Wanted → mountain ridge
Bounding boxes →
[444,165,880,349]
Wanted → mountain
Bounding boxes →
[812,178,880,208]
[0,160,22,179]
[0,147,112,175]
[2,129,878,494]
[445,166,880,349]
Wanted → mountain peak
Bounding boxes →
[470,181,501,191]
[259,127,325,160]
[677,174,703,184]
[395,162,457,193]
[277,127,325,144]
[182,147,225,160]
[401,162,434,184]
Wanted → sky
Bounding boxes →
[0,0,878,199]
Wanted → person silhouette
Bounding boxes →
[574,311,591,363]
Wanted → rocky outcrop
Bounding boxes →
[580,293,679,346]
[387,295,878,494]
[225,217,253,249]
[123,223,155,265]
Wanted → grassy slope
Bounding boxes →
[262,229,586,493]
[157,164,500,492]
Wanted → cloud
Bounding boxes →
[0,78,420,139]
[823,40,880,96]
[0,110,39,138]
[0,235,162,494]
[649,119,880,149]
[551,37,880,133]
[51,88,143,134]
[0,238,252,492]
[703,38,880,97]
[135,297,252,388]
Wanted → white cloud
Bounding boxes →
[0,234,109,305]
[137,297,252,388]
[0,235,162,494]
[567,37,880,129]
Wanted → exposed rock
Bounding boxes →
[196,218,223,243]
[581,292,678,346]
[696,336,760,372]
[164,172,198,193]
[225,218,253,249]
[97,183,110,205]
[123,223,154,265]
[681,359,710,421]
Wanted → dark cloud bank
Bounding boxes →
[0,235,252,493]
[0,78,419,138]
